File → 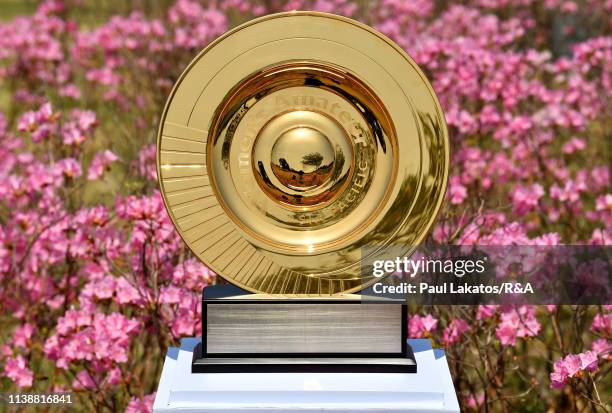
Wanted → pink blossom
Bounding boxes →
[73,369,96,390]
[159,285,182,304]
[55,158,82,179]
[591,313,611,335]
[562,137,586,154]
[448,177,468,205]
[45,310,140,369]
[511,183,544,215]
[550,359,568,389]
[172,258,215,290]
[17,102,54,133]
[590,228,612,245]
[409,314,438,338]
[464,392,484,409]
[86,68,120,86]
[125,392,156,413]
[1,345,12,358]
[56,308,93,335]
[590,166,609,191]
[579,351,598,372]
[87,150,119,180]
[443,319,470,345]
[550,180,583,203]
[496,306,541,346]
[13,324,35,348]
[4,355,34,388]
[591,339,611,358]
[476,305,498,319]
[136,144,157,181]
[59,84,81,98]
[115,277,142,305]
[595,194,612,212]
[82,275,116,300]
[104,367,122,386]
[71,109,97,131]
[170,316,197,337]
[550,350,600,388]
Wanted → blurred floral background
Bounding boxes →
[0,0,610,411]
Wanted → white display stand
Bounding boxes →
[153,338,459,412]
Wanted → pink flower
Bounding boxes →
[13,323,35,348]
[595,194,612,212]
[115,277,142,305]
[56,308,93,335]
[443,319,470,345]
[71,109,97,131]
[159,285,182,304]
[17,102,54,133]
[45,310,140,370]
[59,84,81,99]
[82,276,116,300]
[409,314,438,338]
[170,316,197,337]
[591,339,611,358]
[61,124,86,146]
[17,111,37,132]
[591,313,611,335]
[464,392,484,409]
[421,314,438,331]
[136,144,157,180]
[550,180,583,203]
[476,305,498,320]
[590,167,609,191]
[562,137,586,154]
[562,354,583,377]
[86,67,120,86]
[172,258,215,290]
[103,367,122,386]
[495,324,516,346]
[4,355,34,388]
[1,345,12,358]
[496,306,541,346]
[550,351,600,388]
[550,370,567,388]
[590,228,612,245]
[448,177,468,205]
[578,351,598,372]
[55,158,82,179]
[87,150,119,180]
[125,392,156,413]
[73,369,96,390]
[511,183,544,216]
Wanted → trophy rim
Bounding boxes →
[156,11,449,295]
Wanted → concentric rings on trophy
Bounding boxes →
[157,12,449,295]
[212,63,388,236]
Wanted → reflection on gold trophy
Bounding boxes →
[157,12,448,372]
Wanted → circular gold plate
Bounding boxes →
[157,12,449,295]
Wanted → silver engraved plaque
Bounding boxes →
[206,303,402,354]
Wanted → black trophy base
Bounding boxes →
[192,342,417,373]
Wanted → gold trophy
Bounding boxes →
[157,12,448,372]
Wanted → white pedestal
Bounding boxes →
[153,338,459,412]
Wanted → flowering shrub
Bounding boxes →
[0,0,610,411]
